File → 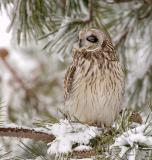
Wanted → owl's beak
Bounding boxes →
[79,39,83,48]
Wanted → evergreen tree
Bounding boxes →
[0,0,152,159]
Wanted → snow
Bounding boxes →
[47,119,101,155]
[73,145,92,151]
[111,124,152,160]
[71,159,93,160]
[128,148,136,160]
[70,158,95,160]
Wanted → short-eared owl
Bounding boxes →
[64,29,124,127]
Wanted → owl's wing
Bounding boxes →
[64,64,76,100]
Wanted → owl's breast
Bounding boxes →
[64,58,124,127]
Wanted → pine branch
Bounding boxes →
[0,124,55,143]
[0,124,97,158]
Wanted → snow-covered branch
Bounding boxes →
[46,120,101,157]
[0,124,55,143]
[111,124,152,159]
[0,120,101,158]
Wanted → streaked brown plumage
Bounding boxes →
[64,29,124,127]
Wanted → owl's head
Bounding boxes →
[75,29,109,52]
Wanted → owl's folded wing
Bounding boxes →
[64,64,76,100]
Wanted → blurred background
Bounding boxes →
[0,0,152,159]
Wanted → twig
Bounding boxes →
[0,48,39,112]
[105,0,133,3]
[0,48,31,91]
[83,0,93,23]
[73,150,96,158]
[114,30,128,48]
[145,0,152,7]
[114,0,133,2]
[138,7,152,20]
[0,53,28,91]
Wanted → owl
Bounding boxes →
[64,28,124,127]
